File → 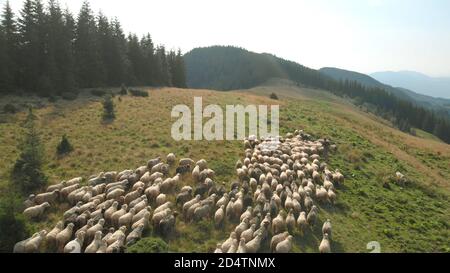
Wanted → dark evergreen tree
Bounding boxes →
[11,108,47,194]
[102,95,115,120]
[74,1,103,87]
[56,134,73,155]
[0,1,18,93]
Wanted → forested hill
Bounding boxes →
[0,0,186,97]
[184,46,450,143]
[184,46,323,91]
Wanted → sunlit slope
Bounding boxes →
[0,85,448,252]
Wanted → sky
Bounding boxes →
[2,0,450,77]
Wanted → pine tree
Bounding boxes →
[12,108,47,194]
[74,1,103,87]
[102,95,115,121]
[1,1,18,92]
[56,134,73,155]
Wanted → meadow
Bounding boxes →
[0,83,448,252]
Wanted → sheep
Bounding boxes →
[240,206,253,222]
[214,205,225,227]
[23,202,50,220]
[102,228,115,244]
[104,171,118,183]
[234,218,250,238]
[182,195,201,216]
[88,172,106,186]
[132,206,152,224]
[129,195,146,209]
[245,233,263,253]
[60,183,80,198]
[111,204,128,228]
[132,198,148,213]
[322,219,332,239]
[132,211,150,230]
[156,193,167,207]
[126,224,145,246]
[297,211,308,233]
[286,209,296,232]
[227,239,238,253]
[319,233,331,253]
[118,208,136,228]
[214,243,223,253]
[96,239,108,253]
[23,194,36,209]
[179,158,195,167]
[154,201,172,215]
[124,187,144,204]
[272,211,286,234]
[158,211,178,237]
[64,231,85,253]
[34,189,60,204]
[270,231,289,252]
[237,238,247,253]
[160,178,175,194]
[221,232,237,253]
[46,221,64,249]
[307,206,319,227]
[176,164,191,175]
[86,219,105,241]
[105,179,129,192]
[107,226,127,245]
[85,231,103,253]
[147,157,161,169]
[176,189,192,206]
[106,234,125,253]
[14,232,40,253]
[104,201,119,224]
[192,165,200,182]
[76,219,94,238]
[275,235,293,253]
[193,204,210,221]
[56,223,74,252]
[145,183,160,202]
[23,230,47,253]
[166,153,176,165]
[241,224,256,243]
[333,169,344,185]
[106,188,125,201]
[328,188,337,205]
[316,185,329,203]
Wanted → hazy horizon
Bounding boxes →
[2,0,450,77]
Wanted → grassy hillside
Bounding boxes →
[0,85,449,252]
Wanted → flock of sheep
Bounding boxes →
[14,130,343,253]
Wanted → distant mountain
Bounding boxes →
[320,67,450,116]
[371,71,450,99]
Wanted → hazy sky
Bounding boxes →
[3,0,450,77]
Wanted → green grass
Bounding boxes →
[0,86,448,253]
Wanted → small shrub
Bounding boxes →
[126,237,168,253]
[56,134,74,155]
[102,96,115,121]
[129,89,148,97]
[3,104,18,114]
[120,84,128,95]
[270,92,279,100]
[61,92,78,101]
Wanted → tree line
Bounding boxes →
[0,0,186,97]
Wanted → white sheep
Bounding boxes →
[64,231,85,253]
[23,202,50,219]
[275,235,293,253]
[85,231,103,253]
[319,233,331,253]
